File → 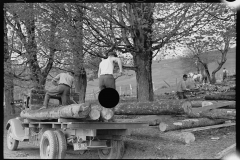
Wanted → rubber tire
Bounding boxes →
[40,130,58,159]
[7,126,19,151]
[54,130,67,159]
[98,140,125,159]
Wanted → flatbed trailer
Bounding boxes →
[6,117,148,159]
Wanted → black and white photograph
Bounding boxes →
[3,1,238,159]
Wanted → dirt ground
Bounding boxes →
[4,111,236,159]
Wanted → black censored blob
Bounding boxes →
[225,0,235,2]
[98,88,119,108]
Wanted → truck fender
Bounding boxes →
[6,118,27,141]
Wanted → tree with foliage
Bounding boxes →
[75,3,223,101]
[179,4,236,83]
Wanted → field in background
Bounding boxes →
[85,48,236,100]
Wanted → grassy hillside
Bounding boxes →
[85,48,236,98]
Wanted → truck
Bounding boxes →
[6,89,148,159]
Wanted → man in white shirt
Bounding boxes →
[98,52,123,90]
[176,74,190,99]
[40,72,75,109]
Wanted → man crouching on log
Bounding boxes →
[39,71,75,110]
[176,74,190,99]
[98,51,123,90]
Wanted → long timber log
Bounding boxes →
[188,109,236,120]
[159,118,226,132]
[190,100,235,109]
[205,91,235,100]
[114,99,192,115]
[20,103,91,120]
[130,127,195,144]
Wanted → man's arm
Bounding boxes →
[52,74,60,86]
[98,64,101,78]
[112,57,123,73]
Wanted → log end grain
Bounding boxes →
[100,108,114,121]
[159,122,168,132]
[89,109,101,120]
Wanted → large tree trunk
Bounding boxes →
[20,103,91,120]
[130,3,155,102]
[70,5,87,103]
[114,99,191,115]
[159,118,226,132]
[205,92,235,100]
[4,6,15,115]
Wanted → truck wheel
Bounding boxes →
[7,126,19,151]
[54,130,67,159]
[98,140,125,159]
[40,130,58,159]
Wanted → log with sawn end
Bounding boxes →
[159,118,226,132]
[114,99,193,115]
[20,103,92,120]
[130,127,195,144]
[91,105,114,121]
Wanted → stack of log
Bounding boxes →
[114,95,236,144]
[20,103,114,122]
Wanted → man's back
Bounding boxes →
[55,73,74,87]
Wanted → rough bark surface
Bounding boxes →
[114,99,190,115]
[205,92,235,100]
[20,103,91,120]
[190,100,235,109]
[159,118,226,132]
[188,109,236,120]
[130,127,195,144]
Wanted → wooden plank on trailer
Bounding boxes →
[97,129,128,135]
[39,124,53,128]
[58,118,87,123]
[67,122,148,129]
[180,123,235,132]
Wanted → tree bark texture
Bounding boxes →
[190,100,235,109]
[4,7,15,115]
[130,3,155,102]
[130,127,195,144]
[159,118,226,132]
[205,91,235,100]
[114,99,191,115]
[187,109,235,120]
[20,103,91,120]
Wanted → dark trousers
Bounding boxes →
[176,92,187,99]
[43,84,70,107]
[99,74,116,91]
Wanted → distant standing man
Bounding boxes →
[40,72,75,110]
[176,74,190,99]
[98,52,123,91]
[222,68,228,81]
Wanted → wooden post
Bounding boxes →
[130,84,133,95]
[153,82,156,91]
[119,86,122,96]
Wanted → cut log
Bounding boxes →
[130,127,195,144]
[89,108,101,120]
[114,115,175,126]
[91,105,114,121]
[20,103,91,120]
[159,118,226,132]
[190,100,235,109]
[187,109,236,120]
[181,122,235,132]
[114,99,192,115]
[205,91,235,100]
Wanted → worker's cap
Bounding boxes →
[107,52,118,57]
[183,74,188,78]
